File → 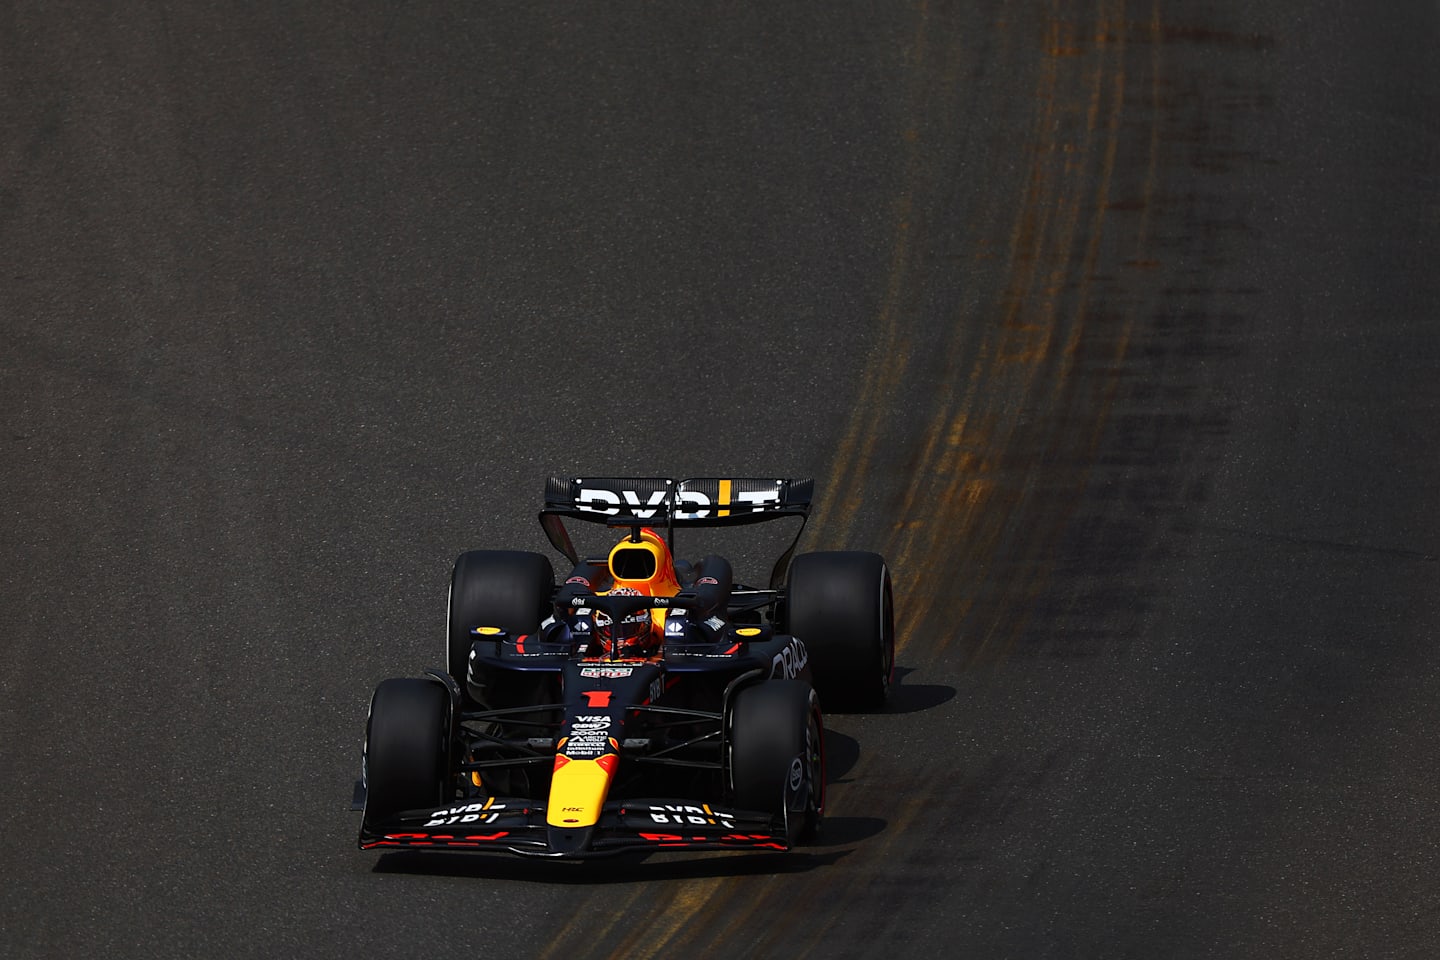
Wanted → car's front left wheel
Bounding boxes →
[728,679,825,844]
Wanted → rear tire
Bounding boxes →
[362,678,450,828]
[784,551,894,712]
[729,680,824,844]
[447,550,555,704]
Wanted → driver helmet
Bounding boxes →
[594,587,657,657]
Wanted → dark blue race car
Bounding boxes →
[356,477,894,859]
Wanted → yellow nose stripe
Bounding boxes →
[546,753,618,827]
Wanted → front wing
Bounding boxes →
[359,797,789,858]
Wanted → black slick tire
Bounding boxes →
[362,677,450,829]
[447,550,555,704]
[729,679,824,845]
[784,551,895,712]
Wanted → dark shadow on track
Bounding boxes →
[828,667,957,716]
[807,816,887,847]
[880,682,956,715]
[371,844,858,884]
[822,729,860,782]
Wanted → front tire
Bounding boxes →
[784,551,895,712]
[362,678,450,829]
[729,680,824,844]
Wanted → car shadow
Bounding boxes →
[821,728,860,782]
[823,667,956,719]
[371,841,861,883]
[882,680,956,714]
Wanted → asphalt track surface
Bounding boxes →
[3,2,1438,958]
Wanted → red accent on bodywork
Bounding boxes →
[553,755,570,772]
[596,753,619,774]
[633,832,787,850]
[582,690,612,708]
[366,831,512,849]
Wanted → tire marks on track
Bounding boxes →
[753,2,1156,955]
[880,0,1146,671]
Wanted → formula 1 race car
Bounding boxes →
[356,477,894,859]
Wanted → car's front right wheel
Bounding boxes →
[361,677,450,830]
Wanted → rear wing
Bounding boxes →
[539,477,812,586]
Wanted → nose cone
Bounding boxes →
[546,752,619,828]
